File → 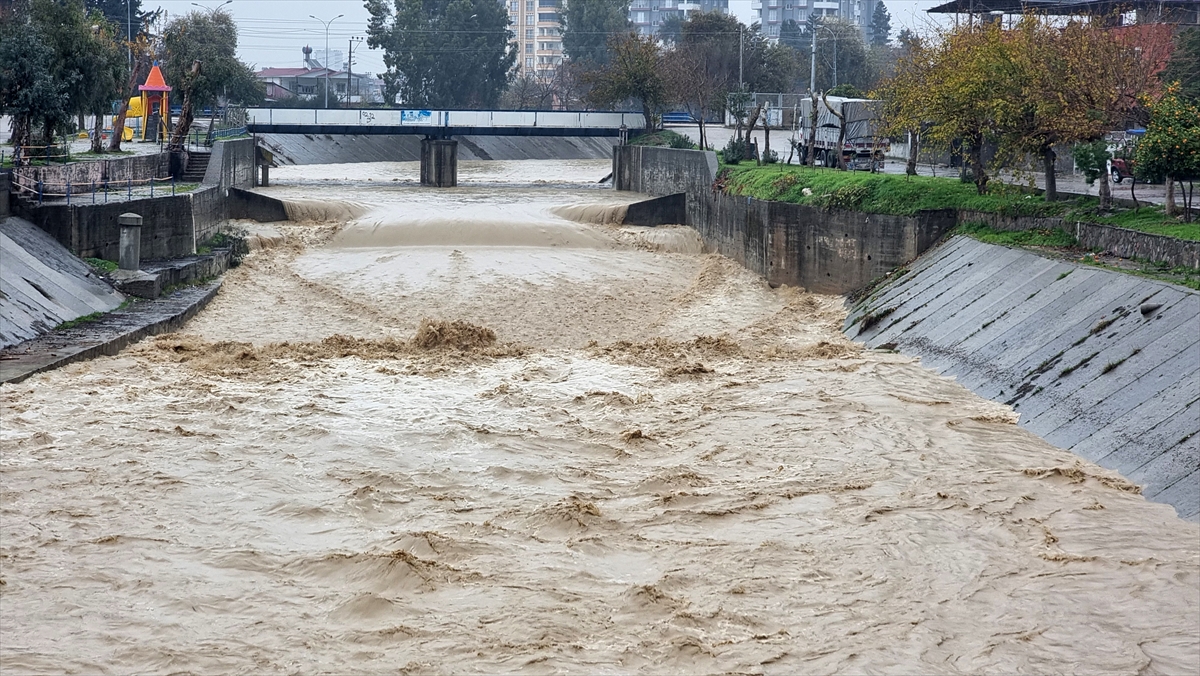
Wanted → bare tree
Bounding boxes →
[663,42,729,150]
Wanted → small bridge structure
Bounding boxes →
[245,108,645,187]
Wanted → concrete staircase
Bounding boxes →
[181,151,211,183]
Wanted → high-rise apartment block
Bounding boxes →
[505,0,733,78]
[629,0,730,36]
[755,0,878,39]
[506,0,565,77]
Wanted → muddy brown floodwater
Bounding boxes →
[2,160,1197,674]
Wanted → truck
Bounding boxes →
[793,96,890,171]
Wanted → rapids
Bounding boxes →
[1,160,1197,674]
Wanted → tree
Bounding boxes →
[869,1,891,48]
[779,19,805,52]
[921,22,1020,194]
[873,32,933,176]
[0,6,68,163]
[657,13,684,47]
[366,0,515,109]
[1136,87,1200,221]
[806,17,875,92]
[562,0,631,68]
[164,9,262,149]
[583,33,664,132]
[1163,28,1200,102]
[663,39,731,149]
[81,14,126,153]
[84,0,142,40]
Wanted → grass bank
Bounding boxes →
[719,163,1055,217]
[718,163,1200,241]
[955,223,1200,290]
[630,130,698,150]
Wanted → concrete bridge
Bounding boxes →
[245,108,645,187]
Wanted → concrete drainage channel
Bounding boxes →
[846,235,1200,520]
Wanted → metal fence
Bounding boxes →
[10,172,190,206]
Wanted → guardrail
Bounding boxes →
[246,108,646,130]
[11,172,187,205]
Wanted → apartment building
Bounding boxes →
[506,0,565,78]
[629,0,730,36]
[755,0,878,39]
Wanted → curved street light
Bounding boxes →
[311,14,344,109]
[191,1,233,15]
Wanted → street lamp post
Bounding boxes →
[311,13,344,109]
[809,22,840,92]
[347,36,364,107]
[191,0,232,15]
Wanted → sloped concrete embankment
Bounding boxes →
[1,216,124,349]
[258,133,618,165]
[846,235,1199,520]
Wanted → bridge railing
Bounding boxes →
[246,108,646,130]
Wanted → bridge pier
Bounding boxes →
[420,138,457,188]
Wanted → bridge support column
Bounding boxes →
[420,138,457,187]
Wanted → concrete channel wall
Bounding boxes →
[846,236,1199,520]
[13,139,256,260]
[613,145,958,294]
[258,133,618,165]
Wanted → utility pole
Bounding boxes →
[311,13,344,109]
[348,36,364,107]
[739,27,744,90]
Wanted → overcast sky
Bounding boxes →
[151,0,953,75]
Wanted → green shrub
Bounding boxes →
[723,137,750,164]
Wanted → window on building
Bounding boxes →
[634,11,648,22]
[526,1,534,11]
[768,9,777,21]
[538,0,560,6]
[525,42,533,53]
[525,57,534,68]
[510,1,518,12]
[526,14,534,24]
[525,28,534,39]
[538,12,559,21]
[298,85,315,95]
[336,83,346,93]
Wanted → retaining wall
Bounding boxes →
[13,139,257,260]
[846,236,1200,520]
[12,152,167,195]
[959,210,1200,270]
[613,145,958,294]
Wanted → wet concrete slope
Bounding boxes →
[846,236,1200,520]
[0,216,124,349]
[258,133,617,166]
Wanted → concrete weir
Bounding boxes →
[846,236,1200,520]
